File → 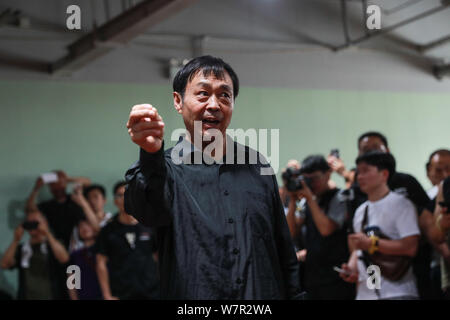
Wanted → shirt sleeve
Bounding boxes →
[124,143,173,228]
[271,173,303,300]
[395,198,421,239]
[327,191,347,228]
[404,174,432,215]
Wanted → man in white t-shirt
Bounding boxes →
[339,151,420,300]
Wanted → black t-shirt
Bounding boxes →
[96,214,160,299]
[12,242,66,300]
[38,196,84,249]
[303,189,351,288]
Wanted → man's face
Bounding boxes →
[114,186,125,213]
[174,70,234,144]
[356,162,387,194]
[78,220,96,241]
[302,170,330,196]
[427,153,450,186]
[358,136,388,156]
[86,189,106,213]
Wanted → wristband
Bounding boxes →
[368,235,379,255]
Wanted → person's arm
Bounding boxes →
[71,185,100,232]
[67,176,91,188]
[40,221,69,264]
[68,287,78,300]
[298,181,337,237]
[125,105,172,228]
[348,233,419,257]
[431,182,450,243]
[0,225,24,269]
[340,250,359,283]
[25,177,44,212]
[327,156,354,185]
[96,254,118,300]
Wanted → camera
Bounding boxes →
[282,167,312,192]
[22,221,39,231]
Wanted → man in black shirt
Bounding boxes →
[286,155,355,300]
[96,181,159,300]
[124,56,301,299]
[26,171,91,249]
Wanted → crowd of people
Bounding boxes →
[0,173,160,300]
[1,54,449,300]
[1,130,447,300]
[280,131,450,300]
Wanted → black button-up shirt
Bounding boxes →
[124,136,301,299]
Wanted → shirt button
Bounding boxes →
[236,278,242,284]
[233,248,239,255]
[228,218,234,224]
[224,190,229,196]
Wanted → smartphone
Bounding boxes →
[41,172,58,184]
[330,149,340,159]
[333,266,350,275]
[22,221,39,231]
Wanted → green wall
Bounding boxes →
[1,80,449,296]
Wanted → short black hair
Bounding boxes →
[426,149,450,171]
[172,55,239,99]
[113,181,127,196]
[300,155,330,174]
[357,131,388,149]
[83,184,106,199]
[356,151,396,180]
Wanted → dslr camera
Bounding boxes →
[282,167,312,192]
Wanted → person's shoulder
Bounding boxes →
[392,171,420,184]
[354,200,369,217]
[388,192,416,211]
[100,214,119,231]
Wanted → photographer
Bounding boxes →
[26,171,93,249]
[340,151,420,300]
[286,155,355,300]
[0,210,69,299]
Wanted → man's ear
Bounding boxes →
[382,169,390,182]
[173,92,183,114]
